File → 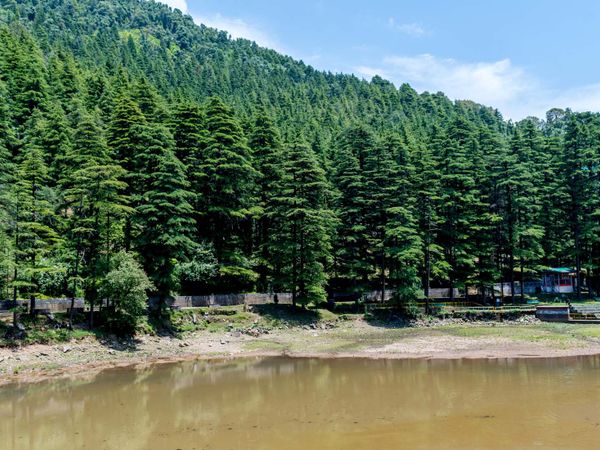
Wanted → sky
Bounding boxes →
[159,0,600,120]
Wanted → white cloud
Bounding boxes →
[388,17,427,37]
[159,0,188,12]
[157,1,281,51]
[355,54,546,120]
[193,13,282,51]
[385,54,533,105]
[355,65,390,80]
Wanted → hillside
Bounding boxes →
[0,0,506,139]
[0,0,598,334]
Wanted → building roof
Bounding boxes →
[544,267,576,274]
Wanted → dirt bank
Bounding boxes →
[2,318,600,386]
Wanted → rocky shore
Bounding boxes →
[2,316,600,387]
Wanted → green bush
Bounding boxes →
[100,252,154,335]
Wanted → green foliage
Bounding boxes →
[176,244,217,294]
[270,141,335,306]
[198,96,258,289]
[0,0,597,339]
[134,127,196,299]
[100,252,153,334]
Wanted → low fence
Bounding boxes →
[0,294,290,314]
[159,293,293,308]
[0,298,85,313]
[494,282,541,296]
[1,283,546,315]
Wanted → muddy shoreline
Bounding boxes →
[2,319,600,387]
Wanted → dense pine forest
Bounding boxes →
[0,0,599,328]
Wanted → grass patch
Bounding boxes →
[244,340,288,351]
[439,323,582,347]
[0,314,97,347]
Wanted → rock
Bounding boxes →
[62,346,71,353]
[38,352,49,357]
[220,340,227,345]
[0,357,5,363]
[108,350,115,355]
[179,342,190,348]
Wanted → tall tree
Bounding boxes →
[331,126,375,293]
[562,114,600,298]
[248,112,283,292]
[198,97,257,289]
[135,139,196,310]
[12,134,60,316]
[61,111,130,327]
[270,141,335,306]
[108,95,146,250]
[436,118,480,299]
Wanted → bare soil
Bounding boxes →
[2,317,600,386]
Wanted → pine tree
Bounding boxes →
[436,118,480,299]
[331,126,375,293]
[108,95,146,250]
[271,141,335,306]
[412,132,446,305]
[12,137,60,316]
[0,80,14,301]
[171,101,206,170]
[61,111,130,326]
[470,126,502,302]
[0,78,15,208]
[2,29,48,128]
[131,77,166,123]
[199,97,258,289]
[501,124,544,301]
[248,112,283,292]
[562,114,600,298]
[135,143,196,309]
[377,133,422,304]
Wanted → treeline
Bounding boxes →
[0,0,599,324]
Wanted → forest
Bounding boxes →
[0,0,599,330]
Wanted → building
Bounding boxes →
[541,268,578,294]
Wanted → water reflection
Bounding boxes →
[1,356,600,449]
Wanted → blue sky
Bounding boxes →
[160,0,600,120]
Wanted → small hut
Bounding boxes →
[541,268,577,294]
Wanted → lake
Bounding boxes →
[1,356,600,449]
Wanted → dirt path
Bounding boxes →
[2,320,600,386]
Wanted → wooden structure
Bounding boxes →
[541,268,578,294]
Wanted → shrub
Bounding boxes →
[100,252,154,334]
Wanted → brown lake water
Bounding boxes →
[1,356,600,449]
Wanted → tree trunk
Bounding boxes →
[509,251,515,303]
[575,232,582,300]
[380,253,386,304]
[13,306,19,334]
[424,231,431,300]
[519,257,525,304]
[69,245,81,330]
[89,292,95,329]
